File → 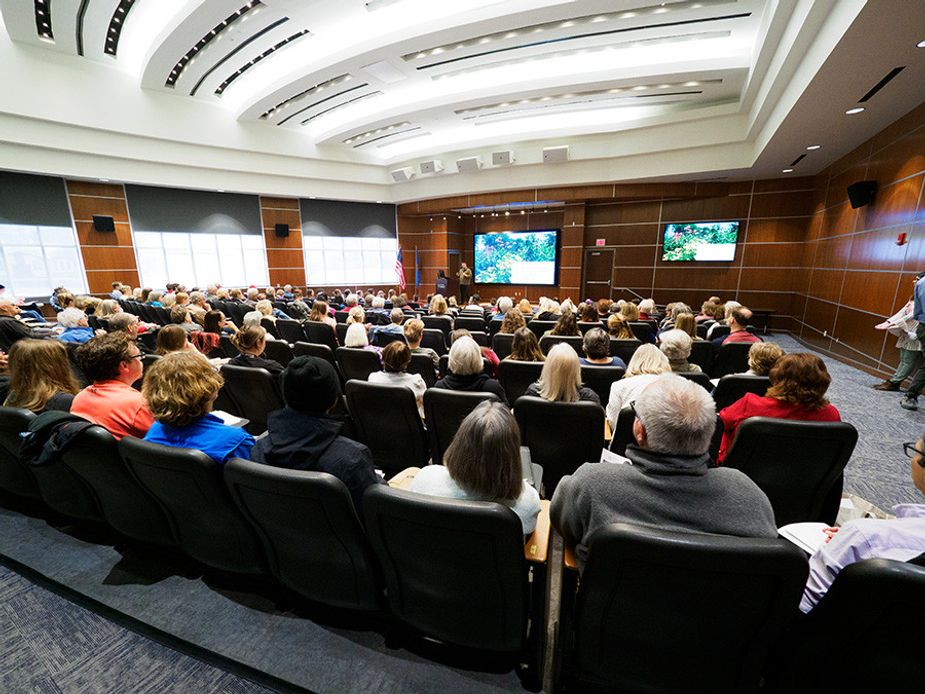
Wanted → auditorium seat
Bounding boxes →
[0,407,41,498]
[539,335,584,356]
[292,341,335,366]
[118,437,265,574]
[514,396,604,496]
[676,370,713,391]
[262,340,293,366]
[713,374,771,411]
[468,331,489,347]
[220,365,284,435]
[335,323,348,346]
[372,331,406,348]
[628,321,654,342]
[498,360,543,404]
[526,320,556,340]
[609,405,636,457]
[224,460,381,611]
[303,321,339,351]
[421,316,453,340]
[335,347,381,382]
[261,318,281,340]
[491,333,515,360]
[577,321,607,335]
[689,340,715,372]
[275,318,304,344]
[580,365,625,406]
[608,339,640,364]
[220,335,239,358]
[63,425,176,546]
[345,380,429,475]
[723,417,858,525]
[420,328,448,355]
[423,389,500,466]
[406,352,437,387]
[455,316,487,332]
[29,426,105,522]
[556,523,807,693]
[711,342,752,378]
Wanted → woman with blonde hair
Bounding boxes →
[674,312,701,341]
[518,298,534,316]
[605,344,672,426]
[255,299,276,323]
[525,343,600,404]
[344,322,382,358]
[500,309,526,335]
[746,341,785,376]
[228,325,284,375]
[607,313,637,341]
[346,305,366,325]
[620,302,640,322]
[143,352,254,464]
[309,299,336,329]
[3,339,79,412]
[97,299,122,319]
[507,327,544,362]
[429,294,455,329]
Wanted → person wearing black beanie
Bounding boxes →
[251,356,383,508]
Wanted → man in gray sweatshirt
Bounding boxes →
[551,374,777,569]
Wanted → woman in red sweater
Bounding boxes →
[717,353,840,463]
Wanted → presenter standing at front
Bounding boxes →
[901,271,925,410]
[457,262,472,304]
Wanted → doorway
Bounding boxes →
[582,248,614,300]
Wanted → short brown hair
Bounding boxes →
[444,401,522,500]
[143,352,223,427]
[381,341,412,373]
[766,353,830,408]
[403,318,424,343]
[156,324,189,355]
[748,342,785,376]
[75,332,135,382]
[500,310,525,334]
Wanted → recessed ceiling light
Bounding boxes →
[845,107,865,115]
[782,168,793,173]
[917,39,925,48]
[376,200,383,204]
[99,178,110,182]
[806,144,821,150]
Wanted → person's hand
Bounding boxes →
[94,329,106,336]
[823,526,839,543]
[0,350,8,373]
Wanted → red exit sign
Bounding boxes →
[595,238,606,246]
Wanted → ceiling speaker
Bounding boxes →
[542,145,569,163]
[492,150,515,166]
[847,180,877,209]
[92,215,115,232]
[419,159,444,175]
[456,156,483,173]
[275,223,290,238]
[391,167,416,182]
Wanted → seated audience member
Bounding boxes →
[257,298,287,321]
[146,290,165,307]
[308,300,336,328]
[71,333,153,439]
[743,341,785,377]
[491,296,514,321]
[706,300,741,340]
[251,356,381,509]
[96,300,121,319]
[450,328,500,377]
[203,310,238,336]
[717,353,840,463]
[713,307,761,346]
[518,298,534,317]
[605,344,672,426]
[800,433,925,612]
[345,305,366,326]
[638,298,656,320]
[434,336,507,404]
[187,291,209,318]
[411,401,541,534]
[344,322,381,358]
[507,327,545,362]
[369,342,427,418]
[548,310,579,337]
[659,329,701,373]
[696,301,716,323]
[3,339,79,412]
[243,311,276,340]
[403,318,439,368]
[606,313,637,341]
[429,295,455,327]
[552,375,777,568]
[596,299,612,320]
[578,303,599,324]
[171,306,201,335]
[525,343,600,404]
[620,301,641,322]
[109,281,124,300]
[155,324,197,356]
[580,327,624,367]
[659,303,692,333]
[142,352,253,464]
[57,308,94,344]
[673,312,702,341]
[0,298,36,349]
[536,298,561,322]
[499,309,526,335]
[228,325,284,376]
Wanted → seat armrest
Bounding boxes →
[604,419,612,444]
[525,500,551,563]
[388,467,421,490]
[563,542,578,571]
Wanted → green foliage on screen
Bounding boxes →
[661,222,738,261]
[474,230,557,284]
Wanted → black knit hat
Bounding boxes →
[281,356,340,413]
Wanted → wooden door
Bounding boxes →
[583,248,614,300]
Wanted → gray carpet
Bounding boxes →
[769,334,923,510]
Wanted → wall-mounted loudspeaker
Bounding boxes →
[275,223,290,238]
[847,180,877,209]
[93,215,116,232]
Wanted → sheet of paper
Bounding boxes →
[600,448,631,465]
[778,522,829,554]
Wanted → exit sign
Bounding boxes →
[595,238,606,246]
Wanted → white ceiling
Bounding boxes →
[0,0,923,202]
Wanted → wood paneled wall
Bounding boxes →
[65,180,139,294]
[260,196,305,288]
[796,101,925,376]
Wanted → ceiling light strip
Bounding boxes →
[188,17,290,96]
[166,0,262,88]
[858,66,906,103]
[75,0,90,55]
[463,91,702,121]
[352,127,423,148]
[214,29,309,96]
[276,82,367,125]
[300,91,383,125]
[260,74,351,120]
[34,0,53,41]
[414,13,750,71]
[104,0,138,57]
[343,122,412,145]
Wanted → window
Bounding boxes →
[304,235,398,285]
[0,223,88,298]
[134,231,269,289]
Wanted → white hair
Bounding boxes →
[497,296,513,314]
[658,329,692,360]
[345,322,369,348]
[638,298,656,314]
[625,343,671,377]
[243,311,263,328]
[635,374,716,456]
[58,307,86,328]
[246,287,259,300]
[724,300,742,320]
[255,299,273,316]
[189,291,205,305]
[448,336,482,376]
[372,296,385,308]
[345,294,358,307]
[560,298,576,314]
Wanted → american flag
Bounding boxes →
[395,247,406,291]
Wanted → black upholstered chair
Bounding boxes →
[292,341,335,366]
[488,318,504,336]
[276,319,305,344]
[406,352,437,387]
[723,418,858,525]
[455,316,487,332]
[498,359,543,404]
[423,389,500,466]
[628,321,654,342]
[580,365,625,406]
[224,460,381,610]
[63,426,176,546]
[514,396,604,495]
[261,317,281,340]
[422,315,453,340]
[608,339,641,364]
[491,332,515,360]
[557,523,807,693]
[29,427,105,522]
[220,335,239,358]
[696,323,709,339]
[713,374,771,411]
[689,339,715,372]
[345,380,429,475]
[335,347,381,382]
[420,328,448,355]
[709,324,731,341]
[118,437,265,574]
[711,342,753,378]
[262,340,293,366]
[335,323,349,346]
[608,404,636,456]
[334,310,348,324]
[676,370,713,390]
[539,335,584,356]
[219,365,284,435]
[0,406,41,498]
[372,331,406,348]
[303,321,339,351]
[526,320,556,340]
[468,331,489,347]
[779,559,925,692]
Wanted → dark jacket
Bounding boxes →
[251,407,382,510]
[525,382,601,405]
[433,371,508,405]
[228,353,284,376]
[0,316,33,351]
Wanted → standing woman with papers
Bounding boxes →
[872,272,924,392]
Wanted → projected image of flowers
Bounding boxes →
[474,230,558,284]
[661,222,739,261]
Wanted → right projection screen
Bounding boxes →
[661,221,739,262]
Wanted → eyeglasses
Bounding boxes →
[126,353,143,361]
[902,442,925,467]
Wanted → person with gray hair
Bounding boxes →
[57,307,95,344]
[491,296,513,321]
[580,327,625,367]
[433,336,507,404]
[658,328,701,372]
[551,374,777,569]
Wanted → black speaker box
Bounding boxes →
[275,223,290,238]
[847,180,877,209]
[92,215,116,232]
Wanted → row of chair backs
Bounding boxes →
[304,320,339,351]
[0,407,41,499]
[423,390,499,465]
[219,365,284,435]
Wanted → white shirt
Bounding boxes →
[369,370,427,418]
[605,373,662,427]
